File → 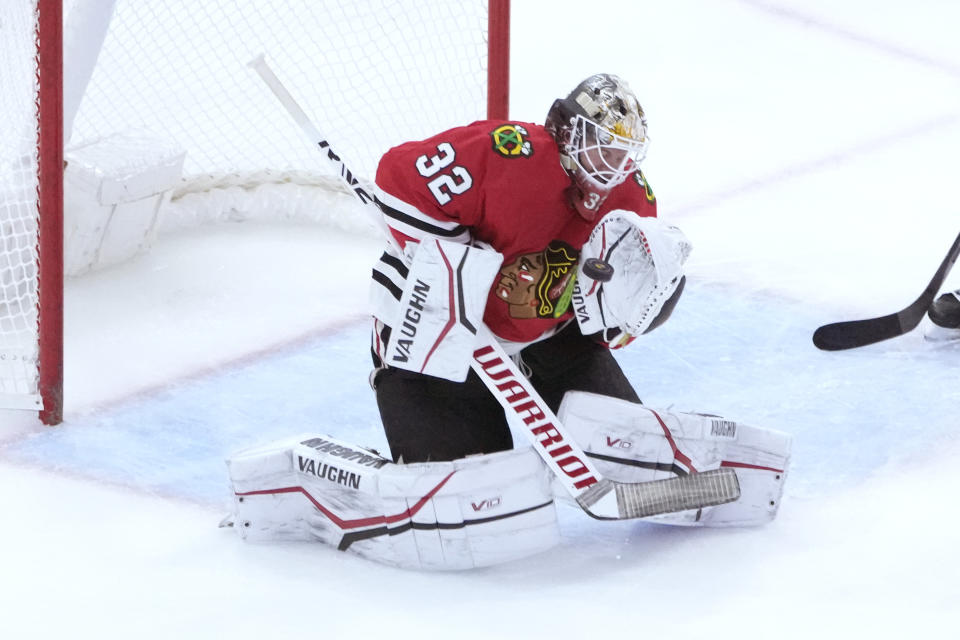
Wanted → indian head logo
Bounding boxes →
[495,242,577,319]
[490,124,533,158]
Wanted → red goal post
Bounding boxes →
[1,0,510,425]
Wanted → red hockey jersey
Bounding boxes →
[371,119,657,347]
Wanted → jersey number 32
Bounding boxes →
[415,142,473,205]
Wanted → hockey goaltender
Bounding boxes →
[222,73,792,570]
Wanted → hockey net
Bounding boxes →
[0,0,509,423]
[1,2,51,416]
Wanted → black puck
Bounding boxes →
[582,258,614,282]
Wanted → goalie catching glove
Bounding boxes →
[576,210,691,347]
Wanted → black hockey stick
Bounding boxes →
[250,54,740,519]
[813,229,960,351]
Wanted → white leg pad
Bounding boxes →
[225,435,559,570]
[558,391,791,526]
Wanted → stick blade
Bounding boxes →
[812,313,908,351]
[813,229,960,352]
[613,468,741,519]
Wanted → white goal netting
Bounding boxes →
[0,0,499,415]
[1,2,43,410]
[71,0,490,193]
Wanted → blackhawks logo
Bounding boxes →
[495,242,578,319]
[633,169,656,203]
[490,124,533,158]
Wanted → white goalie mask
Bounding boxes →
[546,74,649,220]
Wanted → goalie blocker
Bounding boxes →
[224,397,790,569]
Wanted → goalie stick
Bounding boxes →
[249,54,741,519]
[813,229,960,351]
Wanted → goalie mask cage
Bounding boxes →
[1,0,510,425]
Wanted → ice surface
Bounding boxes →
[2,1,959,638]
